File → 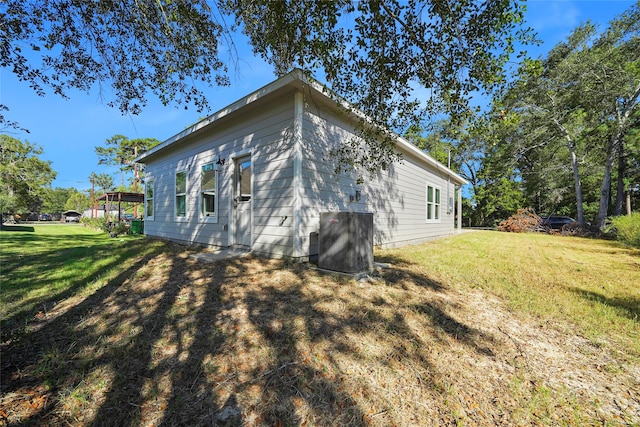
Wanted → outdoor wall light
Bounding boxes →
[216,157,226,167]
[355,190,362,201]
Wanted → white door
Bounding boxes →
[233,156,252,247]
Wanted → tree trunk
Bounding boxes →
[596,135,622,227]
[626,190,632,215]
[567,140,584,223]
[614,142,625,216]
[554,119,584,223]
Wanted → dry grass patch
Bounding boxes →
[1,230,638,426]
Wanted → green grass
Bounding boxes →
[1,226,638,426]
[381,231,640,355]
[0,224,165,337]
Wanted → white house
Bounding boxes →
[134,69,467,261]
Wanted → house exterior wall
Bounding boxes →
[139,75,464,260]
[142,93,296,255]
[296,93,458,257]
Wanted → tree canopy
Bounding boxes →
[1,0,229,116]
[95,135,161,189]
[1,0,532,173]
[501,4,640,226]
[0,134,56,214]
[437,3,640,227]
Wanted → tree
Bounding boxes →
[64,190,90,212]
[95,135,160,189]
[404,122,456,168]
[1,0,230,117]
[586,7,640,225]
[498,3,640,226]
[2,0,532,174]
[0,134,56,214]
[232,0,532,175]
[92,173,115,194]
[500,25,598,223]
[420,114,525,227]
[41,187,75,214]
[468,114,525,226]
[621,117,640,214]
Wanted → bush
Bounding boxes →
[608,213,640,248]
[498,208,542,233]
[81,217,111,232]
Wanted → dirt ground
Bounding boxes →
[1,248,638,426]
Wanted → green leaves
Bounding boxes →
[495,2,640,225]
[95,134,160,188]
[225,0,532,174]
[2,0,531,176]
[1,0,229,116]
[0,134,56,214]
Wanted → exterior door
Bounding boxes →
[233,156,252,247]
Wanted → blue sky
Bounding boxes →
[0,0,635,191]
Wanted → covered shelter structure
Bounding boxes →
[95,192,144,221]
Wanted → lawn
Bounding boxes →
[1,225,638,426]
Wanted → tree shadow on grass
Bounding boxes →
[375,253,447,292]
[243,281,367,425]
[2,247,502,426]
[0,238,160,341]
[1,248,171,423]
[238,258,499,425]
[570,287,640,321]
[0,225,35,232]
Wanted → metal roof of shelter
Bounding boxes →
[95,192,144,222]
[96,192,144,203]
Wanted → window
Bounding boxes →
[175,170,187,218]
[200,162,217,220]
[145,178,154,220]
[426,184,441,222]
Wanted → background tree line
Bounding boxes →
[0,134,159,218]
[425,4,639,228]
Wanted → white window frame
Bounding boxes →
[199,161,218,223]
[145,178,154,221]
[426,183,441,223]
[175,169,188,221]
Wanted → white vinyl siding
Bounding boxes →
[298,101,456,251]
[138,76,462,258]
[138,93,295,254]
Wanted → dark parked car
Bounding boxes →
[541,215,576,230]
[39,213,52,221]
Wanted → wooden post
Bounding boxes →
[133,147,139,218]
[91,173,95,219]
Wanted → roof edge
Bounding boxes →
[134,69,468,186]
[135,69,308,163]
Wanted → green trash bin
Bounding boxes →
[130,220,144,235]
